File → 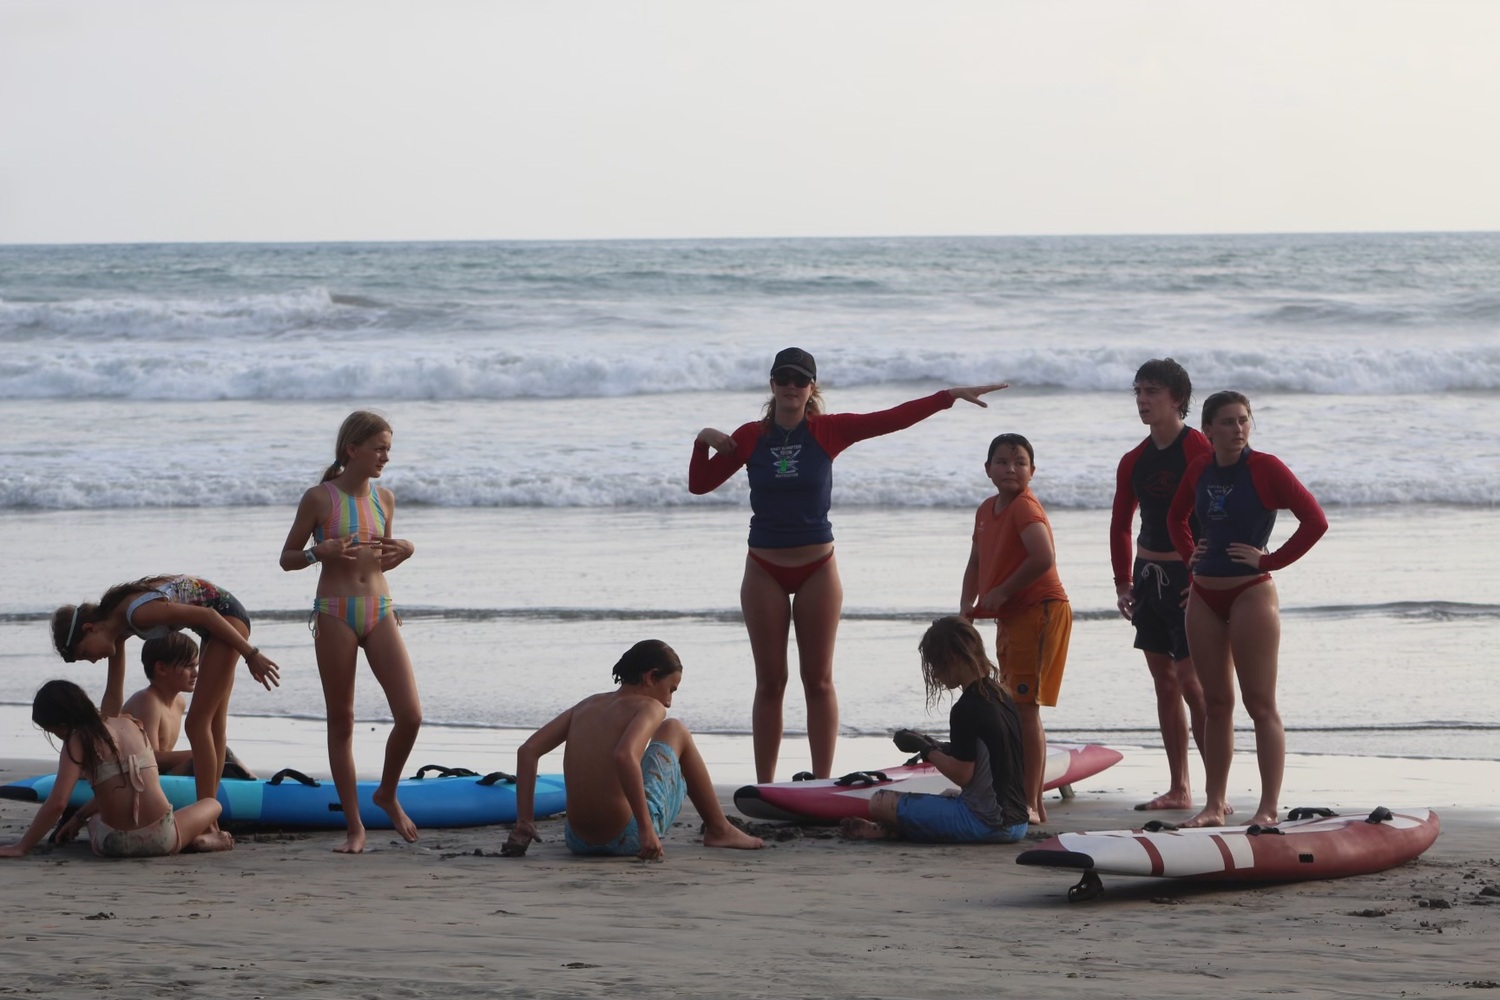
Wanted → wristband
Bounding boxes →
[304,548,318,565]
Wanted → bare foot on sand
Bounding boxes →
[373,789,419,843]
[500,831,533,857]
[1181,805,1230,828]
[839,817,897,841]
[1135,789,1194,811]
[333,827,367,854]
[183,829,235,853]
[1029,805,1046,825]
[703,820,765,850]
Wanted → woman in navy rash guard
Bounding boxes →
[690,347,1006,782]
[1168,390,1327,830]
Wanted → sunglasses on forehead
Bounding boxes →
[772,370,812,388]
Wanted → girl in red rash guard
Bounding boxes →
[1168,390,1327,829]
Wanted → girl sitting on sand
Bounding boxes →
[50,575,280,818]
[841,616,1030,843]
[0,680,230,858]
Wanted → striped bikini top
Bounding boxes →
[313,482,388,544]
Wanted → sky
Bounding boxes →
[2,0,1498,244]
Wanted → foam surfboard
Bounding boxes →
[733,743,1123,822]
[1016,806,1441,901]
[0,764,567,830]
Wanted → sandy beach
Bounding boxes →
[3,748,1496,1000]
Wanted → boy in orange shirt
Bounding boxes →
[961,433,1072,823]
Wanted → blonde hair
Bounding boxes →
[760,384,824,428]
[322,411,392,482]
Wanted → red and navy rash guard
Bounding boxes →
[1109,426,1212,585]
[688,390,955,548]
[1168,447,1327,577]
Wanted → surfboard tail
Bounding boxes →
[1016,848,1095,870]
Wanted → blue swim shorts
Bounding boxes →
[895,792,1028,844]
[564,741,687,856]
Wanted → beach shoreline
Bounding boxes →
[6,706,1499,811]
[2,749,1496,999]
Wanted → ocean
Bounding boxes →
[1,233,1497,780]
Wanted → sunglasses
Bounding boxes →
[772,370,812,388]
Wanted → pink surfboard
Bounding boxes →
[733,743,1123,823]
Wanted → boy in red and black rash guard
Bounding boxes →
[1109,358,1214,812]
[1111,428,1212,587]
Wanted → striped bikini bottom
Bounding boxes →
[310,596,399,642]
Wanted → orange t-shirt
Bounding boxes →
[972,489,1069,617]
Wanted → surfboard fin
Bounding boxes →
[1068,871,1104,903]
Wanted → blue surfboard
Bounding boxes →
[0,764,566,830]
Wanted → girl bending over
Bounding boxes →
[52,575,280,817]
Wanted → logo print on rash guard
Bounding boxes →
[771,445,801,477]
[1143,470,1178,498]
[1205,485,1234,518]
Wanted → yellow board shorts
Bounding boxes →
[995,600,1072,707]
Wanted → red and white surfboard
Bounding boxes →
[733,743,1123,822]
[1017,806,1440,900]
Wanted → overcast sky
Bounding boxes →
[2,0,1497,244]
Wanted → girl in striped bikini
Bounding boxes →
[280,410,422,853]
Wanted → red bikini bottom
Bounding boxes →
[748,549,835,595]
[1191,574,1272,623]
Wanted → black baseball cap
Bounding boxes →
[771,347,816,380]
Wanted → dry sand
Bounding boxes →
[1,752,1497,1000]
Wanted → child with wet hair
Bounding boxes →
[841,616,1029,843]
[51,574,278,833]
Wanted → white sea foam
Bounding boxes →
[2,339,1498,400]
[3,456,1496,510]
[0,287,363,341]
[2,234,1497,510]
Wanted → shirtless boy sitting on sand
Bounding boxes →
[121,634,255,779]
[504,639,763,860]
